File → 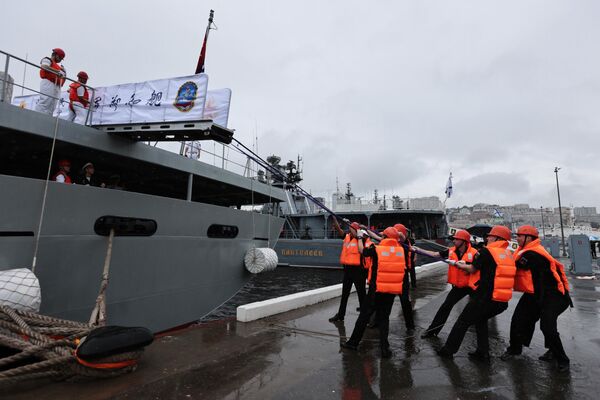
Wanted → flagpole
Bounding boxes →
[195,9,215,74]
[183,10,215,156]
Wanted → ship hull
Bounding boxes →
[0,174,283,332]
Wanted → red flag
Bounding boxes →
[195,33,208,74]
[195,10,214,74]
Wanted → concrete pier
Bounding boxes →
[8,262,600,400]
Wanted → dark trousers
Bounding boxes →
[337,266,367,317]
[398,273,414,329]
[442,299,508,354]
[508,293,570,363]
[426,286,472,335]
[369,274,414,329]
[408,266,417,288]
[348,292,395,352]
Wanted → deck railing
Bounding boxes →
[0,50,95,125]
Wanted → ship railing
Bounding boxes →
[0,50,96,124]
[181,139,284,185]
[279,229,334,240]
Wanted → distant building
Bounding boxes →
[574,207,597,217]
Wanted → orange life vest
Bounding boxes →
[340,234,362,266]
[39,57,65,86]
[375,238,406,294]
[69,82,89,108]
[447,244,478,288]
[513,239,570,295]
[481,241,516,302]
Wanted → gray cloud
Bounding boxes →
[3,0,600,209]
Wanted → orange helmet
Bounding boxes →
[383,227,400,240]
[516,225,539,238]
[487,225,511,241]
[58,159,71,167]
[452,229,471,242]
[393,223,408,237]
[350,222,360,230]
[52,48,65,58]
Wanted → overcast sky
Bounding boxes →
[3,1,600,209]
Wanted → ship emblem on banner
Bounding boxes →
[174,81,198,112]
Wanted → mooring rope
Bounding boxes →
[0,305,144,385]
[31,111,62,273]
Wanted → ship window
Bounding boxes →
[207,224,238,239]
[94,216,157,236]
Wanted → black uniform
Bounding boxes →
[345,244,399,357]
[423,247,472,337]
[332,235,368,320]
[506,250,572,366]
[439,247,509,357]
[369,240,414,330]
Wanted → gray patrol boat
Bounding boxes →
[0,66,286,333]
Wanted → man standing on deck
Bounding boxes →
[413,229,478,338]
[66,71,90,124]
[341,227,406,358]
[35,48,66,115]
[501,225,572,372]
[328,218,369,322]
[436,225,516,361]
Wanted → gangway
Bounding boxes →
[93,120,234,144]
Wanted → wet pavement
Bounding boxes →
[8,262,600,400]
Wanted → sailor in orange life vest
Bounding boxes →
[66,71,90,125]
[341,227,406,358]
[35,48,66,115]
[413,229,478,338]
[52,159,72,184]
[500,225,573,372]
[328,218,369,322]
[436,225,516,361]
[360,223,415,330]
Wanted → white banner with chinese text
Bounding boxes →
[12,74,209,125]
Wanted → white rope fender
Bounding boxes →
[244,248,278,274]
[0,269,41,312]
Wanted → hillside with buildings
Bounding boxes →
[447,204,600,234]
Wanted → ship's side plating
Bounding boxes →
[0,103,285,332]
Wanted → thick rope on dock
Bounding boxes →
[244,248,278,274]
[0,305,145,385]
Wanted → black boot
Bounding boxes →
[500,347,521,361]
[468,349,490,362]
[539,350,554,362]
[341,341,358,351]
[329,314,344,322]
[436,347,454,360]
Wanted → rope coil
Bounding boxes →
[0,305,147,385]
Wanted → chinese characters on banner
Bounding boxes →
[12,74,211,125]
[12,74,233,161]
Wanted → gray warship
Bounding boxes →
[265,157,448,268]
[0,54,286,333]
